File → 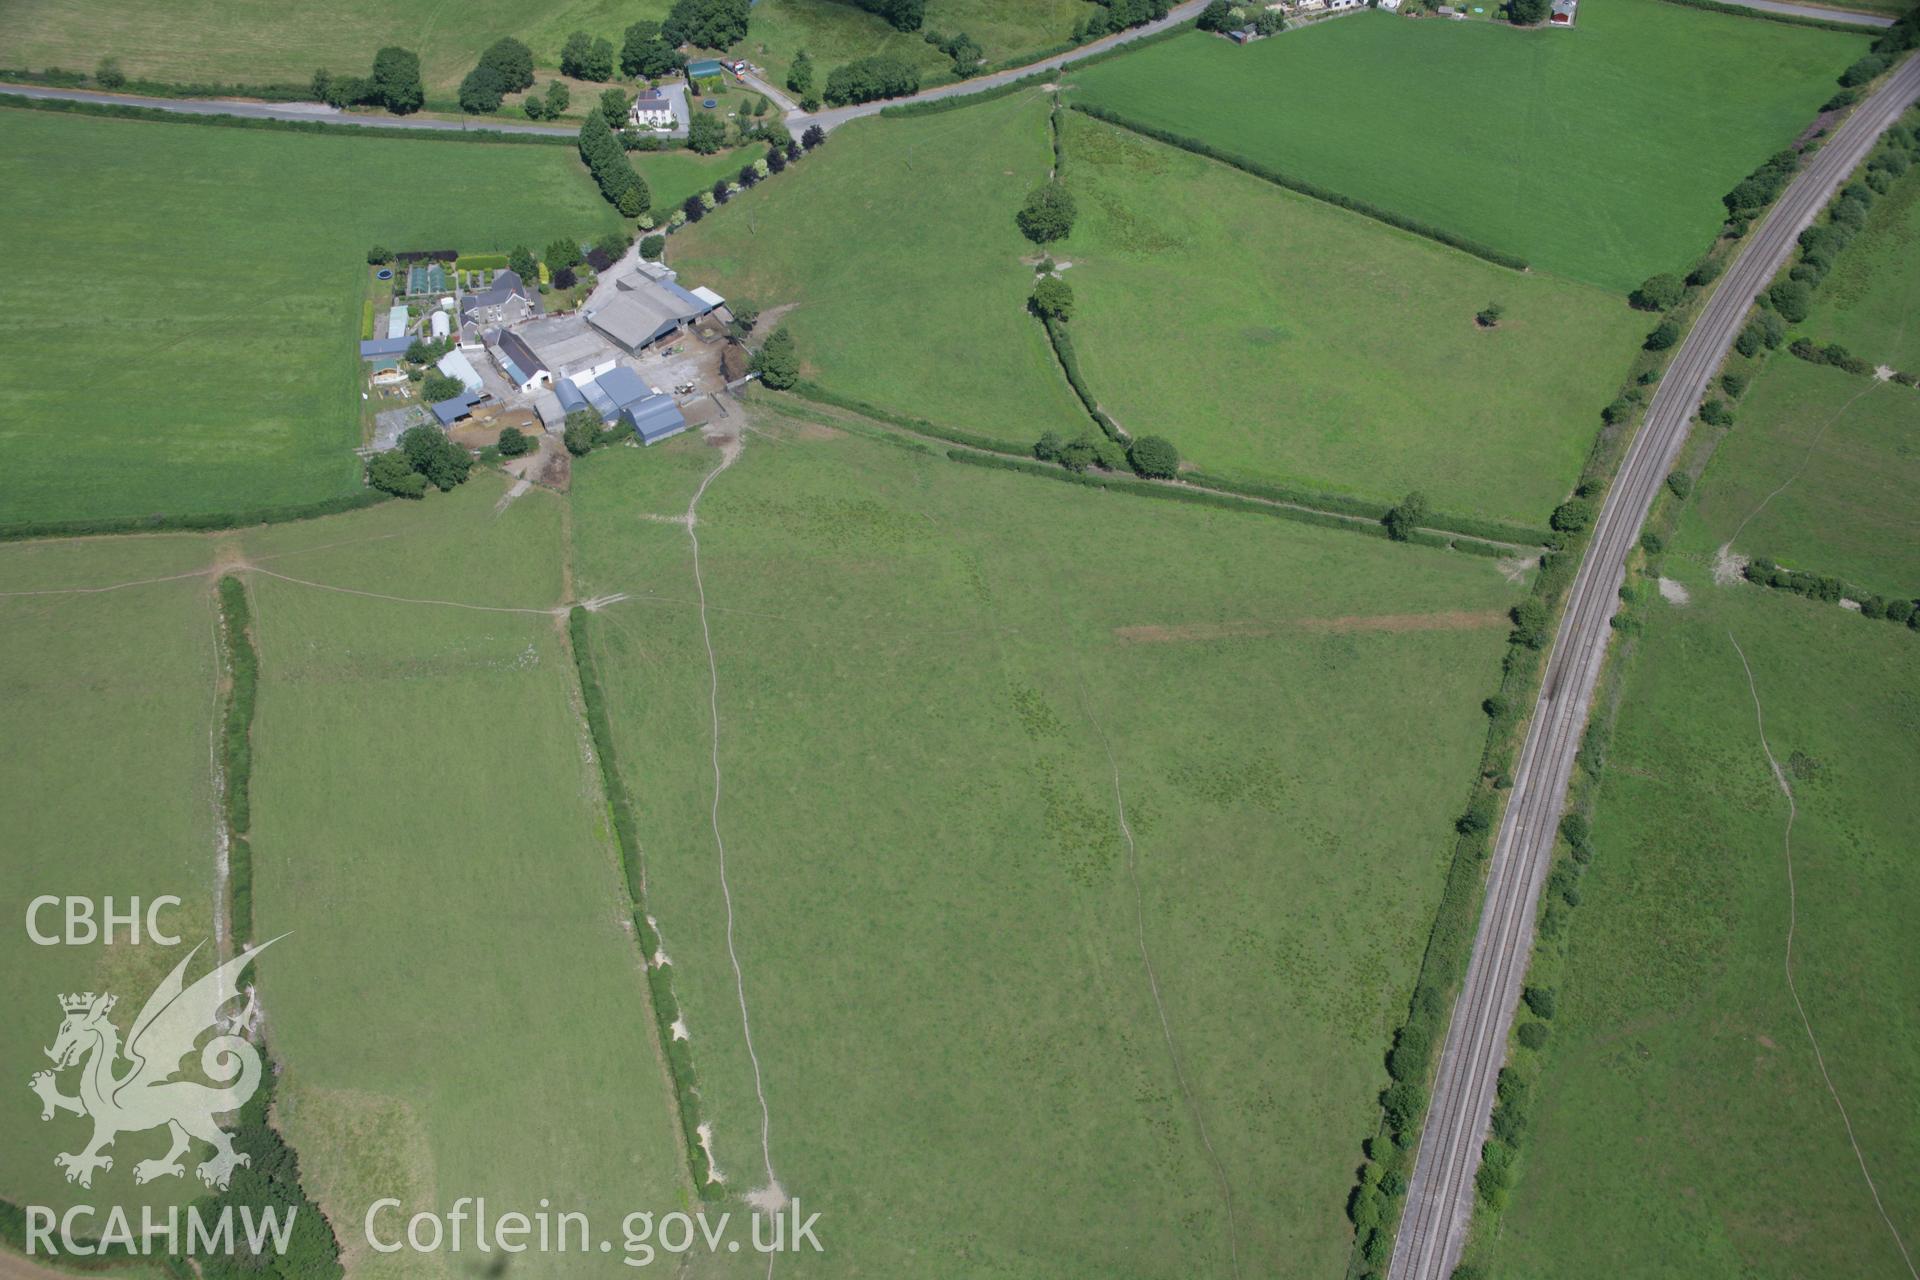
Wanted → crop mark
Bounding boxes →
[1730,630,1917,1280]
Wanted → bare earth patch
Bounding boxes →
[1713,543,1749,586]
[1114,610,1507,643]
[1658,577,1692,606]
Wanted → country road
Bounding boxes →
[1387,52,1920,1280]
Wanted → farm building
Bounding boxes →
[630,90,675,128]
[507,314,620,385]
[358,336,412,360]
[595,367,688,445]
[1551,0,1577,22]
[437,349,485,394]
[686,59,727,83]
[429,388,483,426]
[533,389,565,430]
[586,271,723,354]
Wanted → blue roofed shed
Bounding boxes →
[430,389,482,427]
[359,336,412,359]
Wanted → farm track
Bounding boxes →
[1388,55,1920,1280]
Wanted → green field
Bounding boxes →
[671,91,1090,448]
[237,483,690,1279]
[1806,162,1920,371]
[0,109,741,529]
[1483,575,1920,1278]
[1067,3,1865,292]
[0,0,1094,98]
[0,536,223,1218]
[1057,110,1647,525]
[1679,357,1920,593]
[568,414,1521,1275]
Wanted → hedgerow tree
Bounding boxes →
[1769,278,1813,322]
[1129,435,1180,479]
[663,0,751,47]
[459,65,507,113]
[478,38,535,92]
[368,450,427,498]
[578,111,650,215]
[399,425,472,491]
[1630,273,1684,312]
[1197,0,1236,31]
[95,57,126,89]
[371,46,425,113]
[1384,490,1428,541]
[1644,319,1680,351]
[1029,276,1075,321]
[1016,182,1076,244]
[788,50,815,96]
[823,55,920,105]
[754,327,800,389]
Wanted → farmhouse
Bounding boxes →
[630,90,674,129]
[459,269,540,338]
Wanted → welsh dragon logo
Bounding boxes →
[29,937,278,1191]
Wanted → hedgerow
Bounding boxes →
[217,576,259,943]
[567,606,722,1198]
[0,92,575,145]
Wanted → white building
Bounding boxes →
[430,310,450,340]
[629,90,675,129]
[436,349,485,394]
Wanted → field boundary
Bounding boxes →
[565,606,721,1200]
[0,93,577,146]
[0,490,388,545]
[1656,0,1888,33]
[1067,103,1530,272]
[215,576,259,948]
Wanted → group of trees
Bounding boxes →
[752,328,800,389]
[1745,556,1920,628]
[521,80,571,119]
[1081,0,1172,41]
[622,20,686,79]
[923,28,983,75]
[823,55,920,105]
[312,47,424,114]
[1507,0,1550,25]
[459,37,534,113]
[368,426,473,498]
[662,0,751,48]
[561,30,618,81]
[578,110,651,216]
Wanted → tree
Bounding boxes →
[682,193,707,223]
[1197,0,1236,32]
[1516,1021,1549,1051]
[623,21,685,79]
[553,265,578,289]
[368,450,427,498]
[421,372,466,403]
[641,234,667,261]
[687,112,727,154]
[95,57,127,89]
[1550,498,1595,533]
[311,68,332,100]
[459,64,507,114]
[1129,435,1180,479]
[1476,301,1504,328]
[372,46,425,114]
[1508,0,1549,23]
[662,0,752,49]
[823,55,920,106]
[509,245,538,280]
[1523,986,1556,1019]
[1384,491,1429,541]
[802,124,826,149]
[497,426,534,458]
[398,425,471,491]
[1016,182,1076,244]
[523,92,549,120]
[478,37,535,92]
[1630,273,1684,312]
[766,143,788,173]
[754,327,800,389]
[561,31,616,81]
[1644,319,1680,351]
[1769,278,1813,322]
[1029,276,1075,321]
[544,80,572,117]
[788,50,815,96]
[599,87,631,127]
[367,245,393,265]
[578,110,650,215]
[563,410,601,456]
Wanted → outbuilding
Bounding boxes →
[436,349,485,394]
[386,305,410,340]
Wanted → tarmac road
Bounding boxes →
[1387,52,1920,1280]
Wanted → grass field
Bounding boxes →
[567,414,1521,1275]
[0,109,670,529]
[1056,111,1648,525]
[1678,357,1920,593]
[0,536,222,1218]
[1067,2,1866,292]
[1805,163,1920,371]
[236,482,690,1279]
[1483,573,1920,1278]
[0,0,1095,98]
[670,91,1089,448]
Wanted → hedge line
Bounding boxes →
[217,576,260,945]
[1651,0,1880,33]
[1040,315,1126,443]
[879,19,1197,119]
[0,489,388,544]
[1744,555,1920,625]
[788,380,1030,453]
[567,606,722,1200]
[0,67,318,100]
[1070,103,1530,272]
[0,92,575,146]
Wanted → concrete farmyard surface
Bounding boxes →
[1387,51,1920,1280]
